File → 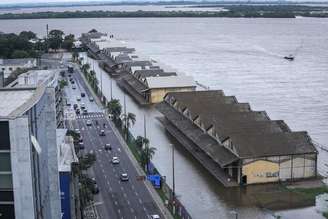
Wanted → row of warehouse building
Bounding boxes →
[81,31,318,186]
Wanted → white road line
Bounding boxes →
[115,201,118,206]
[131,185,135,190]
[117,209,121,214]
[107,181,110,185]
[135,192,139,196]
[138,198,142,204]
[120,186,124,191]
[123,193,127,198]
[143,207,147,212]
[109,187,112,192]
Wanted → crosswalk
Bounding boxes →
[77,112,104,119]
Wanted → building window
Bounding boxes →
[0,174,13,189]
[0,204,15,219]
[8,67,13,71]
[0,153,11,172]
[0,121,10,150]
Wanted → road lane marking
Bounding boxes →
[138,198,142,204]
[127,200,130,205]
[143,207,147,212]
[115,201,118,206]
[109,187,112,192]
[120,186,124,191]
[135,192,139,196]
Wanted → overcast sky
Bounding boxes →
[0,0,327,4]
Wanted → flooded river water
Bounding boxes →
[1,17,328,219]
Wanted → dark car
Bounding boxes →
[76,108,80,115]
[104,144,112,151]
[81,92,86,97]
[73,104,78,110]
[92,184,99,194]
[83,109,88,115]
[99,130,105,136]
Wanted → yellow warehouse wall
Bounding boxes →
[150,87,195,103]
[242,160,279,184]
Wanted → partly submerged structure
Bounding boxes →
[157,90,318,186]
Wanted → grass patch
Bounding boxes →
[288,186,328,200]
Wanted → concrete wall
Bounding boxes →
[9,117,36,219]
[150,87,195,104]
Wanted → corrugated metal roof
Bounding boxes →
[146,76,195,89]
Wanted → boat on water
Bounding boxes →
[284,54,294,61]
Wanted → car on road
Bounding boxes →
[104,143,112,151]
[72,85,76,90]
[81,103,85,109]
[86,120,92,126]
[66,101,71,106]
[79,142,85,150]
[76,96,81,101]
[83,109,88,115]
[73,103,78,110]
[92,183,99,194]
[70,80,75,84]
[76,108,80,115]
[81,92,86,97]
[99,130,105,136]
[120,173,129,181]
[89,97,94,102]
[148,215,160,219]
[112,157,120,164]
[75,129,80,135]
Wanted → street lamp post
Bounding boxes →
[171,144,176,214]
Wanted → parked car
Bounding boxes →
[112,157,120,164]
[104,144,112,151]
[120,173,129,181]
[81,92,86,97]
[99,130,105,136]
[86,120,92,126]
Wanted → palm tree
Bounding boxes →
[135,136,149,149]
[121,112,136,141]
[141,142,156,173]
[107,99,122,123]
[81,63,90,75]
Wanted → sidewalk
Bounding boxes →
[75,61,174,219]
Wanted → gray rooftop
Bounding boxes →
[134,69,177,80]
[0,58,36,66]
[146,76,195,89]
[0,87,45,119]
[162,90,317,158]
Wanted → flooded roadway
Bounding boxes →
[80,53,326,219]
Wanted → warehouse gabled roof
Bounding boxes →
[134,69,177,80]
[161,90,317,159]
[146,76,195,89]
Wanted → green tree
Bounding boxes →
[107,99,122,123]
[122,112,136,141]
[59,79,68,89]
[11,50,29,58]
[140,143,156,173]
[62,34,75,51]
[48,29,64,51]
[88,29,98,33]
[81,63,90,75]
[19,31,36,40]
[135,136,149,149]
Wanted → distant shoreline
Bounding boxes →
[0,4,327,19]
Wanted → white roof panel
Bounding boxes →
[146,76,195,89]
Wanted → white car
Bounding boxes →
[77,96,81,101]
[86,120,92,126]
[112,157,120,164]
[75,129,80,134]
[120,173,129,181]
[72,85,76,89]
[149,215,160,219]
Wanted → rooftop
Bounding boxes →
[0,58,36,66]
[163,90,317,158]
[145,76,195,89]
[0,87,41,118]
[12,69,58,87]
[134,69,177,80]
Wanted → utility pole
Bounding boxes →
[110,78,113,100]
[171,144,176,215]
[123,94,127,139]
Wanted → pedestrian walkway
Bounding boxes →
[76,112,104,119]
